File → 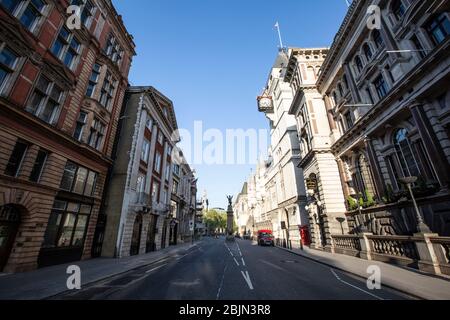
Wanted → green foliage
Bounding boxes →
[347,196,358,211]
[203,209,227,232]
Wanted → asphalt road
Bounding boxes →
[55,237,413,300]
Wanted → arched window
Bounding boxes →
[372,29,384,49]
[363,43,373,61]
[355,55,363,73]
[392,0,406,21]
[394,128,420,178]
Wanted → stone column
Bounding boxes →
[226,196,235,242]
[336,159,351,201]
[145,121,159,195]
[409,102,450,187]
[364,138,387,199]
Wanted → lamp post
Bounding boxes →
[399,176,431,234]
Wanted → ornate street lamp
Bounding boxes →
[399,176,431,234]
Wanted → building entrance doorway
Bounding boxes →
[0,205,21,272]
[146,214,158,253]
[130,214,143,256]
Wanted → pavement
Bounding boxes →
[1,237,449,300]
[0,242,198,300]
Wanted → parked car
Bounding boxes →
[257,230,274,246]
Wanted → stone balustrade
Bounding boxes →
[330,233,450,276]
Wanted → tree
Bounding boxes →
[204,209,227,234]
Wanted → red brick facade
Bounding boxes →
[0,0,135,272]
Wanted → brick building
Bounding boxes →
[0,0,135,272]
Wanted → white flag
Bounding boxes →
[274,22,279,29]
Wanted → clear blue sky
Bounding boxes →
[113,0,348,209]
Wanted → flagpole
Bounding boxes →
[275,22,284,50]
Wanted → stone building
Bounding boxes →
[316,0,450,237]
[286,47,348,249]
[0,0,135,272]
[101,86,182,258]
[171,148,198,244]
[257,51,309,248]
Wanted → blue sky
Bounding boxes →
[112,0,349,208]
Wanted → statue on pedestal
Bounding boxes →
[226,195,235,242]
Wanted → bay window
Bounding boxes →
[99,71,116,110]
[88,118,105,151]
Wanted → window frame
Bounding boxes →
[29,148,48,183]
[60,161,98,197]
[0,44,20,96]
[26,75,65,125]
[4,140,28,177]
[51,26,82,70]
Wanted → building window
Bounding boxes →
[355,55,363,73]
[42,200,92,249]
[354,154,376,199]
[338,83,344,97]
[70,0,95,28]
[373,75,388,99]
[87,118,105,151]
[344,112,354,130]
[26,76,64,125]
[394,128,421,178]
[172,180,179,194]
[136,173,146,194]
[426,13,450,45]
[152,181,160,202]
[146,116,153,130]
[342,74,349,91]
[161,188,168,204]
[0,45,19,95]
[437,94,447,109]
[157,131,164,145]
[363,43,373,61]
[105,34,123,65]
[86,63,101,98]
[60,161,97,196]
[410,35,426,59]
[392,0,406,22]
[173,164,180,176]
[4,140,28,177]
[99,71,116,110]
[372,29,384,49]
[167,145,172,156]
[366,88,374,104]
[165,165,170,181]
[73,111,88,141]
[29,149,47,182]
[51,26,81,70]
[1,0,47,32]
[141,139,150,163]
[154,152,162,173]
